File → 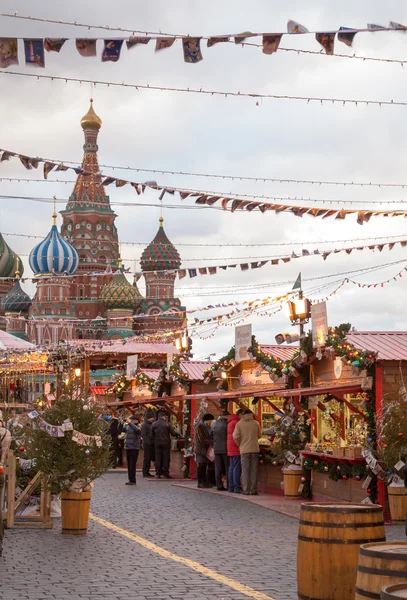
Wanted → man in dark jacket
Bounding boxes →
[193,413,215,488]
[152,412,179,478]
[122,415,141,486]
[212,410,229,490]
[141,411,155,478]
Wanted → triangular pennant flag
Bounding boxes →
[102,40,124,62]
[389,22,407,31]
[367,23,386,30]
[234,31,255,44]
[156,38,176,51]
[207,36,230,47]
[315,32,335,55]
[55,163,69,172]
[76,39,97,57]
[131,182,141,194]
[262,34,282,54]
[199,268,208,275]
[102,177,115,186]
[221,198,230,209]
[188,269,198,278]
[178,269,187,279]
[182,38,203,63]
[20,155,32,170]
[179,191,191,200]
[115,179,127,187]
[43,161,56,179]
[240,264,249,271]
[1,151,13,161]
[287,20,309,34]
[292,273,301,290]
[44,38,67,52]
[208,267,217,275]
[337,27,358,47]
[127,37,151,49]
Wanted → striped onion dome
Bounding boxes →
[0,232,23,278]
[1,277,31,314]
[140,218,181,272]
[29,213,78,276]
[100,270,141,310]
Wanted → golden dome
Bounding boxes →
[80,99,102,131]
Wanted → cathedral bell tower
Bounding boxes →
[60,100,120,329]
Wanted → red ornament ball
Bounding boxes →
[19,446,25,452]
[398,432,403,437]
[342,475,348,480]
[301,476,307,482]
[259,460,264,464]
[367,488,371,494]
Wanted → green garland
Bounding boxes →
[302,457,369,482]
[107,371,156,399]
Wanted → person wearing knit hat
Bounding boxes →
[193,413,215,488]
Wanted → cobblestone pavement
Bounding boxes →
[1,473,405,600]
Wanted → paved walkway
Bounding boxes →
[1,473,405,600]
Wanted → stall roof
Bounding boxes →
[0,330,35,350]
[259,344,299,361]
[347,331,407,361]
[180,361,214,381]
[69,340,177,356]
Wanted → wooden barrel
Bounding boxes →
[60,491,91,535]
[297,503,385,600]
[355,543,407,600]
[381,583,407,599]
[283,468,302,499]
[388,487,407,524]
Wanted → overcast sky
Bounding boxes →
[1,0,407,358]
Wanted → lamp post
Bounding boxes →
[286,290,311,337]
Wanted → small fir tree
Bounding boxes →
[22,382,111,492]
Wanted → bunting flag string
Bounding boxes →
[27,411,102,446]
[3,226,405,249]
[0,238,406,288]
[1,13,407,65]
[0,70,406,108]
[3,148,407,226]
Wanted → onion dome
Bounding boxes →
[140,217,181,271]
[1,272,31,314]
[81,99,102,130]
[100,269,141,310]
[0,233,24,278]
[29,213,78,276]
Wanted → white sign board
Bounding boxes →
[311,302,328,346]
[235,324,252,362]
[126,354,138,380]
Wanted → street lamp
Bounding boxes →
[286,292,311,336]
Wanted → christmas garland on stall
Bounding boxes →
[107,371,156,399]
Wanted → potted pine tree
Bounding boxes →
[23,383,111,535]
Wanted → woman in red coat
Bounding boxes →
[227,409,243,493]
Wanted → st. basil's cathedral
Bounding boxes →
[0,101,186,344]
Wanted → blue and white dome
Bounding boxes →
[29,214,78,276]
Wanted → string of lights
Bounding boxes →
[1,70,405,107]
[8,237,406,272]
[3,228,407,249]
[2,11,406,40]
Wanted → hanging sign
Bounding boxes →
[235,323,252,362]
[126,354,138,380]
[311,301,328,346]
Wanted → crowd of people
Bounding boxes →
[194,409,261,495]
[107,410,180,485]
[107,408,261,494]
